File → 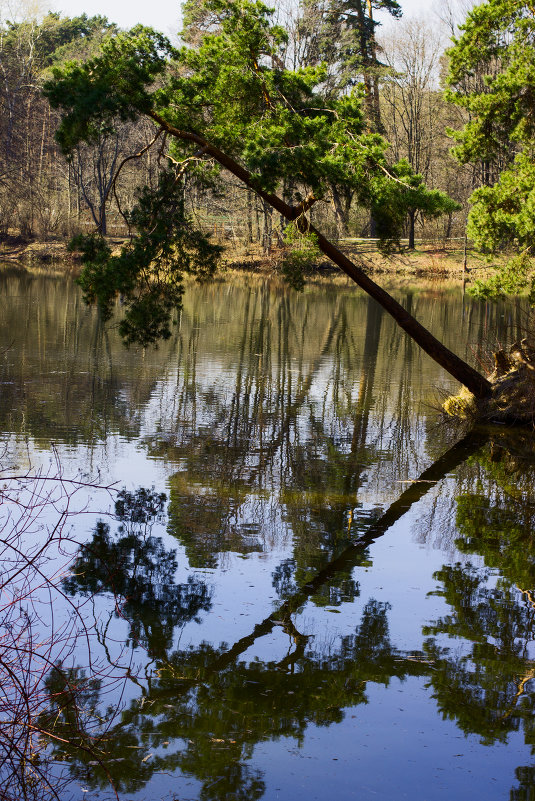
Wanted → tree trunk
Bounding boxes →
[408,209,416,250]
[148,111,493,400]
[100,204,107,236]
[247,189,253,244]
[365,0,383,134]
[331,183,350,238]
[262,201,272,255]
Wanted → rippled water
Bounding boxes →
[0,266,533,801]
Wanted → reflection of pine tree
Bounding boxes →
[64,488,212,659]
[424,561,535,746]
[454,448,535,597]
[512,764,535,801]
[272,556,360,608]
[41,597,422,797]
[420,439,535,800]
[46,431,492,798]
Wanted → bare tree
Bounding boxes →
[379,18,446,247]
[433,0,480,38]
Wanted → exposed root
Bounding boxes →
[444,338,535,426]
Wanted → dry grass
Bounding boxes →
[1,236,505,292]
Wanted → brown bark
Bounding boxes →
[148,110,492,399]
[331,183,351,238]
[364,0,383,133]
[408,208,416,250]
[355,1,376,130]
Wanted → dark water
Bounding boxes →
[0,266,534,801]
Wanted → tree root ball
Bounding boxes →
[443,341,535,426]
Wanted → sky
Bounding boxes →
[49,0,438,41]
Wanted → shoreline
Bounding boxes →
[0,235,498,285]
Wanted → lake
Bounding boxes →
[0,266,533,801]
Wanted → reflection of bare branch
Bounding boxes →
[257,299,343,469]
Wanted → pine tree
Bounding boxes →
[44,0,488,398]
[446,0,535,299]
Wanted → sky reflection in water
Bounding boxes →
[0,268,534,800]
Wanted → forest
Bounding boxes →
[0,0,508,250]
[4,2,535,800]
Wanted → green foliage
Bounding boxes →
[2,12,117,68]
[74,172,222,347]
[298,0,402,95]
[44,26,174,151]
[46,0,451,221]
[466,151,535,255]
[469,251,535,301]
[446,1,535,161]
[280,224,321,290]
[370,159,460,252]
[446,0,535,298]
[45,0,458,339]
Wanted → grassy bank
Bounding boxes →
[0,233,501,285]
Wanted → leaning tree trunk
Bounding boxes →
[149,112,493,400]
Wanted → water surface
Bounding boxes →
[0,267,533,801]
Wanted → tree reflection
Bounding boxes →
[63,488,213,660]
[46,434,489,799]
[423,436,535,797]
[5,268,535,799]
[424,562,535,744]
[0,271,177,445]
[41,598,422,799]
[164,293,386,594]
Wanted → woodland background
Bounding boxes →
[0,0,486,251]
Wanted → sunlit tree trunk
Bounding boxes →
[149,110,493,400]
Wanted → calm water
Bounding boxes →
[0,266,534,801]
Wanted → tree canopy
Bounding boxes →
[44,0,492,399]
[46,0,449,237]
[446,0,535,299]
